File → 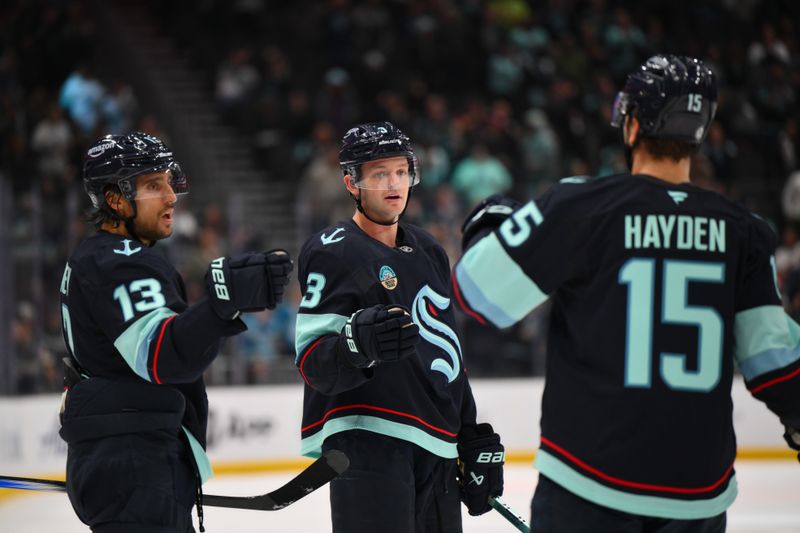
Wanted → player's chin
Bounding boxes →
[154,224,174,240]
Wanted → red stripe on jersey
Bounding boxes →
[298,337,325,386]
[451,274,487,325]
[540,436,734,495]
[750,365,800,395]
[427,302,438,317]
[152,315,176,385]
[302,403,458,437]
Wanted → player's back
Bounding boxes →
[455,172,778,518]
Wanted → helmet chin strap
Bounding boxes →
[107,198,146,244]
[351,187,413,227]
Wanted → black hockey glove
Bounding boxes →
[457,423,504,516]
[784,426,800,463]
[337,305,420,368]
[461,194,522,250]
[205,250,293,320]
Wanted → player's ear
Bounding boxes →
[624,115,640,146]
[343,174,358,195]
[105,189,129,216]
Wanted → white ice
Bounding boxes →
[1,461,798,532]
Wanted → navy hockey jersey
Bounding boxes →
[59,231,245,481]
[454,174,800,519]
[295,220,477,458]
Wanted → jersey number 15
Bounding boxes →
[619,258,725,393]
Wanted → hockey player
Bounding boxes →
[454,55,800,532]
[59,132,292,532]
[294,122,504,532]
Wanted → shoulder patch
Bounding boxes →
[320,227,346,245]
[112,239,143,256]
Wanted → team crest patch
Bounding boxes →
[379,265,398,290]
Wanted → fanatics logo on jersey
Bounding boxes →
[397,245,413,253]
[667,191,688,205]
[379,265,398,290]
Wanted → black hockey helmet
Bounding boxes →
[83,132,188,209]
[339,121,420,190]
[611,55,717,144]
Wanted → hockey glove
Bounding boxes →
[784,426,800,463]
[206,250,293,320]
[461,194,522,250]
[338,305,420,368]
[457,423,504,516]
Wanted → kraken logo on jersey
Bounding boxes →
[379,265,398,290]
[412,285,463,383]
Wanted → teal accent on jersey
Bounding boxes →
[113,307,177,381]
[735,306,800,380]
[295,312,349,363]
[300,415,458,459]
[456,233,548,328]
[182,426,213,484]
[560,176,588,184]
[535,449,738,519]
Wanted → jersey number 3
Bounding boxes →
[619,259,725,392]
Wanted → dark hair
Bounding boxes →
[85,184,124,229]
[639,137,698,162]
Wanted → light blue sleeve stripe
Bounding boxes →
[735,306,800,379]
[535,449,737,520]
[113,308,177,381]
[456,233,548,328]
[455,261,515,328]
[295,312,349,363]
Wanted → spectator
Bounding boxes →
[30,103,73,178]
[451,143,513,207]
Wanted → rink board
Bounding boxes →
[0,378,790,479]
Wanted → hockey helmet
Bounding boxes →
[83,132,188,208]
[339,122,419,190]
[611,55,717,144]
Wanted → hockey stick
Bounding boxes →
[489,495,531,533]
[0,449,349,511]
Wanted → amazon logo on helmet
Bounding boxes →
[610,55,718,145]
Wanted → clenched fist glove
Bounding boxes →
[206,249,293,320]
[784,426,800,463]
[337,305,420,368]
[457,423,505,516]
[461,195,522,250]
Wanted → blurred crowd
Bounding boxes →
[1,0,799,394]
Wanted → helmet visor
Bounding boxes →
[348,156,420,190]
[126,163,189,201]
[610,91,631,128]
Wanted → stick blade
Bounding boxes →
[203,449,349,511]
